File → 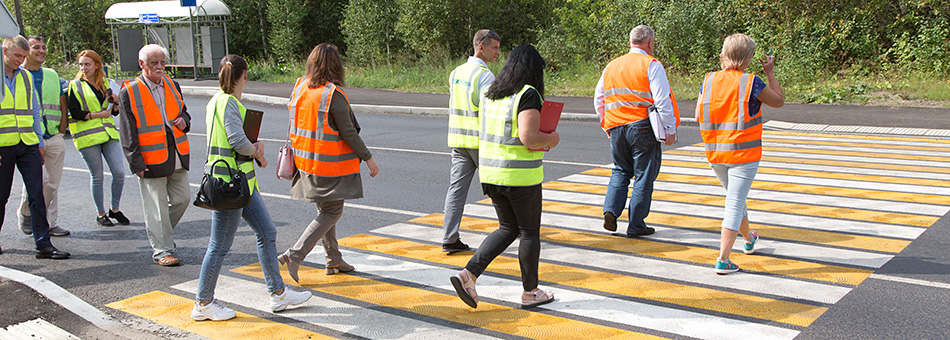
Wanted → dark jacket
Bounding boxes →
[117,75,191,178]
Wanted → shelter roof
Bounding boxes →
[105,0,230,22]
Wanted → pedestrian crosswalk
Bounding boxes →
[108,131,950,339]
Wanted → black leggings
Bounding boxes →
[465,184,542,291]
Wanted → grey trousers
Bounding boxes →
[441,147,478,244]
[284,200,345,265]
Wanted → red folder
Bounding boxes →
[529,101,563,151]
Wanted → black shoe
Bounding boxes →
[49,226,71,236]
[603,212,618,232]
[442,239,471,253]
[626,227,656,238]
[108,210,130,225]
[97,215,115,227]
[19,214,32,235]
[0,245,3,255]
[36,246,70,259]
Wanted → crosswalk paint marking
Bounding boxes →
[544,182,938,226]
[763,131,950,145]
[442,206,894,269]
[106,291,336,340]
[661,158,950,188]
[393,221,853,304]
[171,276,499,340]
[762,136,950,151]
[665,153,950,182]
[339,233,829,326]
[674,146,950,169]
[562,173,950,206]
[759,141,950,158]
[304,249,804,340]
[537,189,928,239]
[231,263,663,339]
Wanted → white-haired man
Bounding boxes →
[441,29,501,252]
[0,35,69,259]
[17,36,70,237]
[594,25,680,238]
[117,44,191,266]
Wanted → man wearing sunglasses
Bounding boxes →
[441,29,501,253]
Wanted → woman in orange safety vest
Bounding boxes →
[696,33,784,274]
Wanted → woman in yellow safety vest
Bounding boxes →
[190,55,311,322]
[66,50,130,227]
[277,43,380,283]
[450,44,560,309]
[696,33,784,274]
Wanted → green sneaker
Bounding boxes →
[743,231,759,254]
[714,259,740,275]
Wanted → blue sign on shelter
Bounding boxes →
[138,13,159,23]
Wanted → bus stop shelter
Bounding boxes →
[105,0,230,79]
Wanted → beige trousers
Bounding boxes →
[19,133,65,226]
[284,200,345,265]
[139,168,191,259]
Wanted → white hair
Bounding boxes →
[629,25,655,45]
[138,44,169,62]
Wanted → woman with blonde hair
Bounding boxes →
[695,33,784,274]
[66,50,130,227]
[191,55,311,321]
[278,43,380,282]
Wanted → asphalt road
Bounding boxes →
[1,94,948,339]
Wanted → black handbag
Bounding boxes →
[193,159,252,210]
[193,102,252,211]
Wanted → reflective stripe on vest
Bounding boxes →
[206,91,258,193]
[0,68,39,146]
[478,84,544,187]
[67,79,119,149]
[288,79,361,177]
[601,53,655,131]
[448,62,488,148]
[39,68,63,135]
[124,75,191,165]
[698,70,763,164]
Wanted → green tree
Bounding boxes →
[224,0,270,59]
[342,0,401,64]
[19,0,116,65]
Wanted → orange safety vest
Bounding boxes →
[601,53,680,131]
[288,78,360,177]
[124,75,191,165]
[697,70,763,164]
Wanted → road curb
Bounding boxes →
[0,265,163,340]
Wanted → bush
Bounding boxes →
[343,0,402,64]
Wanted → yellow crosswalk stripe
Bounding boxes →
[764,131,950,144]
[231,263,662,339]
[666,149,950,175]
[661,158,950,189]
[106,291,335,340]
[581,169,950,205]
[763,145,950,162]
[467,199,873,285]
[762,136,950,152]
[544,180,937,227]
[336,234,828,327]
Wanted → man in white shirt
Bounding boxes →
[594,25,679,237]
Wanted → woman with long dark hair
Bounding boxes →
[66,50,129,227]
[450,44,559,308]
[277,43,380,283]
[191,55,311,321]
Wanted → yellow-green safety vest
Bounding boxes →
[38,68,64,135]
[67,79,119,150]
[0,68,39,147]
[478,84,544,187]
[448,62,489,149]
[206,90,258,193]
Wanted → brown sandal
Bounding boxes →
[450,269,478,308]
[154,255,180,266]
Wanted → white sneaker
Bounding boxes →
[191,300,236,321]
[270,288,312,312]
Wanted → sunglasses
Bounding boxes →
[477,30,497,46]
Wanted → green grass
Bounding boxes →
[48,58,947,107]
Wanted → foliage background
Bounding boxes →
[12,0,950,103]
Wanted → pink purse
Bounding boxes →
[276,142,296,180]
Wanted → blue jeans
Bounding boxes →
[78,139,126,214]
[196,191,285,302]
[603,122,662,233]
[710,161,759,231]
[0,142,52,249]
